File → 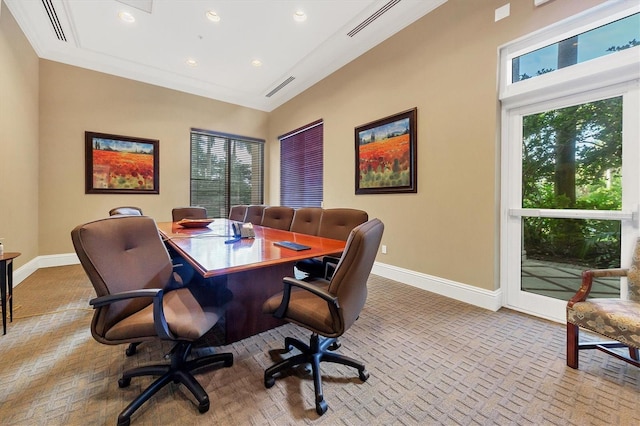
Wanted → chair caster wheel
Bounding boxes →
[328,341,341,351]
[118,377,131,388]
[125,343,137,357]
[359,369,369,382]
[117,415,130,426]
[316,399,328,415]
[198,400,210,414]
[265,376,275,388]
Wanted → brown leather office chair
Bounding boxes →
[263,218,384,415]
[243,204,266,225]
[289,207,323,235]
[567,238,640,369]
[228,205,248,222]
[172,206,207,222]
[296,208,369,279]
[71,216,233,425]
[109,206,143,216]
[261,206,295,230]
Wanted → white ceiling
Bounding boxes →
[4,0,446,111]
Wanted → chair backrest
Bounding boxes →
[327,218,384,334]
[317,208,369,241]
[172,206,207,222]
[228,205,248,221]
[243,205,266,225]
[261,206,295,230]
[109,206,143,216]
[628,238,640,302]
[289,207,323,235]
[71,216,173,342]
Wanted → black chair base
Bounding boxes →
[117,341,233,426]
[264,334,369,415]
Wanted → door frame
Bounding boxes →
[500,84,640,323]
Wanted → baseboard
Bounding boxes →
[14,253,79,286]
[14,255,502,312]
[371,262,502,312]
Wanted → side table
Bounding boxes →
[1,252,20,335]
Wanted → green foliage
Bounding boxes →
[522,97,622,268]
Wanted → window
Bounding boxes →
[190,129,264,218]
[279,120,323,208]
[512,13,639,83]
[499,1,640,321]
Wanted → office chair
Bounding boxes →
[71,215,233,425]
[296,208,368,279]
[243,204,266,225]
[172,206,207,222]
[228,205,248,222]
[567,238,640,369]
[262,218,384,415]
[109,206,143,216]
[261,206,295,230]
[289,207,323,235]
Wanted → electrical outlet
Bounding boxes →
[381,245,387,254]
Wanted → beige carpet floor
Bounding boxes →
[0,265,639,425]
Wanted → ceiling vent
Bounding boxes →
[266,76,296,98]
[347,0,402,38]
[41,0,67,42]
[116,0,154,14]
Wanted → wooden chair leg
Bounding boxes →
[629,347,639,361]
[567,323,579,369]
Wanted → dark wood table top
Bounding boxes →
[0,252,20,262]
[157,219,345,278]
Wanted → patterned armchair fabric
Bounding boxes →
[566,238,640,368]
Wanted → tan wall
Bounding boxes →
[0,1,39,268]
[267,0,605,291]
[38,61,268,255]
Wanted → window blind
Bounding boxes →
[279,120,323,208]
[190,129,264,218]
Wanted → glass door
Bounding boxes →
[503,88,639,322]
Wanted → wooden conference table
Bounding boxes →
[157,219,346,344]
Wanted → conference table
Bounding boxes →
[157,219,346,344]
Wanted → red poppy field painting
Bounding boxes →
[355,108,417,194]
[85,132,159,194]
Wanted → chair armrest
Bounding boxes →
[273,276,338,319]
[568,268,628,307]
[89,288,174,340]
[322,255,341,280]
[89,289,162,308]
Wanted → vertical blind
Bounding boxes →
[279,120,324,208]
[190,129,264,218]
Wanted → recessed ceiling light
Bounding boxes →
[186,58,198,67]
[293,10,307,22]
[251,59,263,67]
[118,11,136,23]
[206,10,221,22]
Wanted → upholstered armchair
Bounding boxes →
[567,239,640,369]
[289,207,323,235]
[261,206,295,230]
[72,216,233,425]
[296,208,368,279]
[172,206,207,222]
[228,205,248,221]
[263,219,384,415]
[109,206,143,216]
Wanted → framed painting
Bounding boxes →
[355,108,417,194]
[85,131,159,194]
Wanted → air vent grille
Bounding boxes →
[347,0,401,38]
[42,0,67,42]
[266,76,296,98]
